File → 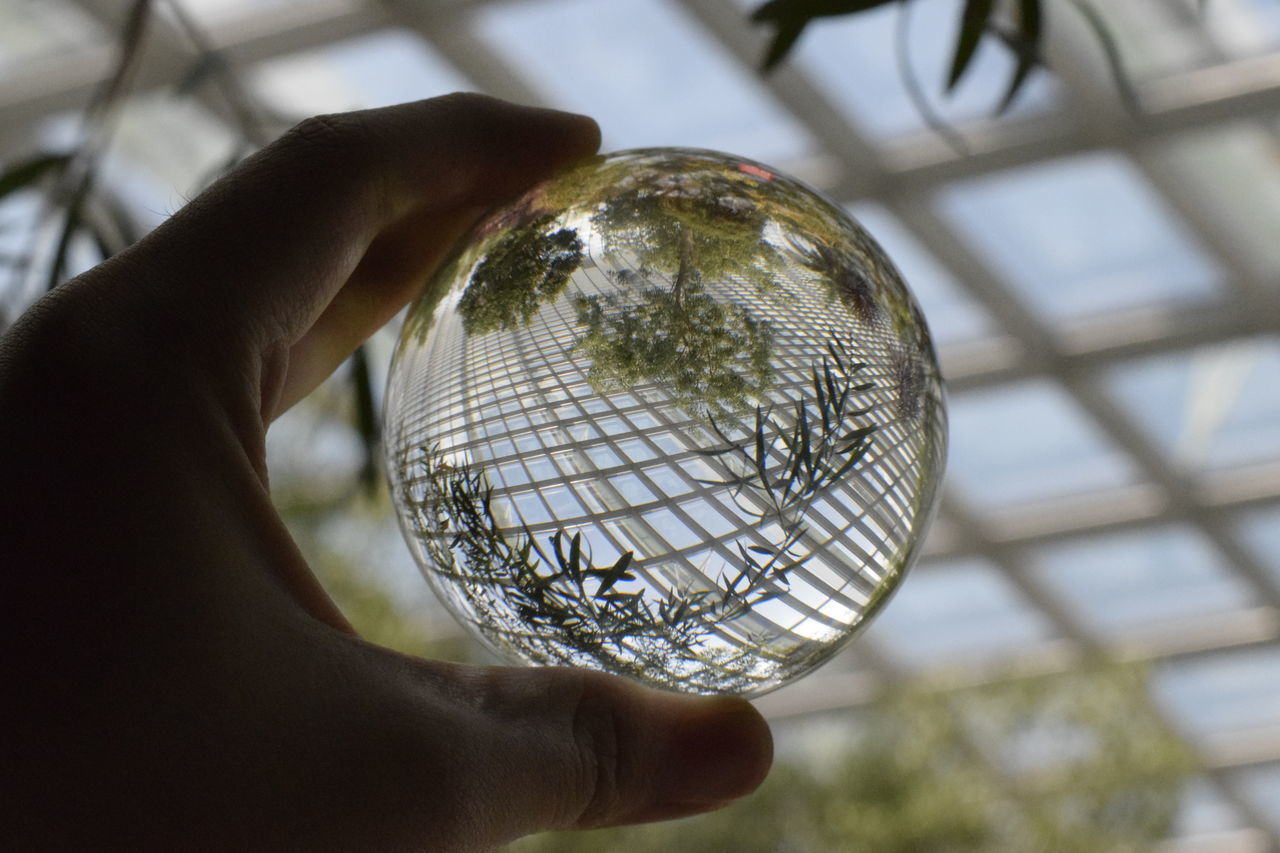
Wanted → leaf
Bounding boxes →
[947,0,996,91]
[351,345,379,494]
[569,532,583,583]
[995,0,1044,114]
[595,551,635,594]
[0,153,71,201]
[747,544,775,556]
[751,0,900,72]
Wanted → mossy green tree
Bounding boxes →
[573,167,782,415]
[457,214,584,335]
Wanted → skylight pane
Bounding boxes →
[1235,762,1280,833]
[935,151,1222,323]
[171,0,356,27]
[474,0,816,166]
[773,0,1058,141]
[251,30,472,118]
[1103,337,1280,475]
[847,202,996,348]
[1029,524,1256,638]
[1154,646,1280,738]
[946,379,1141,510]
[1152,122,1280,280]
[864,556,1058,670]
[1106,0,1280,79]
[1237,504,1280,580]
[0,0,103,74]
[99,96,239,230]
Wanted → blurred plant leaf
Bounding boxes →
[45,175,96,291]
[994,0,1044,113]
[896,0,969,153]
[752,0,899,71]
[351,344,380,495]
[947,0,996,91]
[1067,0,1139,112]
[0,154,72,202]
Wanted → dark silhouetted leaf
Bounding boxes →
[352,345,379,494]
[0,153,71,201]
[752,0,899,72]
[948,0,996,91]
[995,0,1044,114]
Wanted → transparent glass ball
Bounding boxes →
[384,148,946,696]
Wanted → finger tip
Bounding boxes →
[653,694,773,813]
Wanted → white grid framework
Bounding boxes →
[2,0,1280,845]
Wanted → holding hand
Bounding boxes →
[0,94,772,852]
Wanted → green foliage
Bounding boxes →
[511,664,1196,852]
[574,162,783,415]
[457,215,584,335]
[574,282,775,417]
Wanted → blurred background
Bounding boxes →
[3,0,1280,849]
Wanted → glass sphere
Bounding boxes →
[384,148,946,696]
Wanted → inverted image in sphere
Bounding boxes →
[384,148,947,696]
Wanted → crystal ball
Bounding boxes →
[384,148,946,696]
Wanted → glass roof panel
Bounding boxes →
[171,0,357,27]
[1028,524,1256,639]
[1169,777,1248,837]
[1152,121,1280,280]
[846,202,997,349]
[864,556,1058,670]
[1102,336,1280,476]
[100,95,239,230]
[251,29,472,118]
[1107,0,1280,79]
[1154,646,1280,738]
[769,0,1059,141]
[1237,503,1280,579]
[473,0,817,166]
[935,151,1223,323]
[946,378,1143,510]
[1236,762,1280,833]
[0,0,104,73]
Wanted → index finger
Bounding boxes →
[78,94,600,419]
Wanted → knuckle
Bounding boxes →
[283,112,373,157]
[566,676,626,828]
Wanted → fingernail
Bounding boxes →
[660,697,773,806]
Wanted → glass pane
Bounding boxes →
[947,378,1142,510]
[1152,121,1280,280]
[1103,337,1280,475]
[0,0,103,73]
[768,0,1059,141]
[1029,524,1256,639]
[1106,0,1280,79]
[171,0,356,27]
[1236,503,1280,579]
[473,0,817,166]
[935,151,1222,323]
[100,95,239,229]
[251,29,472,118]
[1235,762,1280,832]
[1154,646,1280,738]
[865,556,1058,669]
[846,202,997,348]
[1168,777,1247,838]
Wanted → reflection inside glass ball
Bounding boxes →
[384,148,947,696]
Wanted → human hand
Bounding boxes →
[0,94,772,852]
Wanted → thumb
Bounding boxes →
[386,662,773,850]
